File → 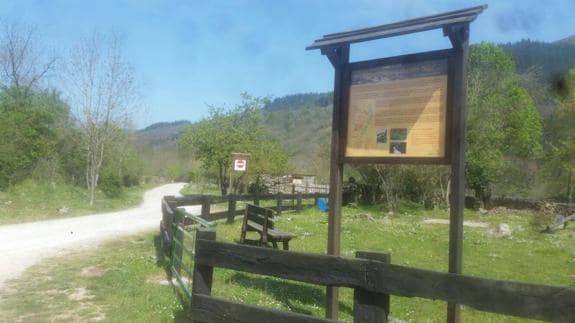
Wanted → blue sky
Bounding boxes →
[0,0,573,128]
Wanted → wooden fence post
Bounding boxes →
[296,192,303,212]
[276,192,282,215]
[227,195,236,223]
[292,185,296,210]
[354,251,391,323]
[314,192,319,206]
[201,196,211,219]
[254,191,260,206]
[161,198,173,255]
[191,229,216,322]
[173,219,184,275]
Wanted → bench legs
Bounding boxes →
[268,240,289,250]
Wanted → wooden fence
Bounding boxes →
[189,228,575,322]
[161,192,328,255]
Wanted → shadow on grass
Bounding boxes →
[153,234,190,322]
[227,272,353,317]
[152,234,352,321]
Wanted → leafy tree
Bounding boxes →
[179,94,287,195]
[542,68,575,202]
[0,87,69,188]
[466,43,543,205]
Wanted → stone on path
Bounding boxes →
[489,223,512,238]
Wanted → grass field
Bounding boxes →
[1,202,573,322]
[0,180,150,225]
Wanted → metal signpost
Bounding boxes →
[307,5,486,322]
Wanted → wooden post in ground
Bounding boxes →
[276,192,283,216]
[354,251,391,322]
[191,229,216,322]
[254,191,260,206]
[296,192,303,212]
[445,22,470,323]
[322,44,350,320]
[201,196,211,220]
[227,195,236,223]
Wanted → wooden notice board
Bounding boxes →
[344,50,453,164]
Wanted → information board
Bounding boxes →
[345,55,449,160]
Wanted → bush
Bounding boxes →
[99,172,123,198]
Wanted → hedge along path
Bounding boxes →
[0,183,188,289]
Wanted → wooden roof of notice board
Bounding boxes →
[306,5,487,50]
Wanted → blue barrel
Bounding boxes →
[317,198,328,213]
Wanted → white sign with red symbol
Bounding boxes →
[234,159,247,171]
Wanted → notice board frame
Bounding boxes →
[307,5,487,321]
[341,48,455,165]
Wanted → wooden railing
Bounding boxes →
[189,228,575,322]
[161,192,328,255]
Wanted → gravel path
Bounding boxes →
[0,183,191,289]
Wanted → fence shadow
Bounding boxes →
[227,272,353,317]
[153,234,172,278]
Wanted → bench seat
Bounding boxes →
[240,204,295,250]
[246,221,294,241]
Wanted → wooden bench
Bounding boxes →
[239,204,294,250]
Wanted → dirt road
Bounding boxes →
[0,183,190,289]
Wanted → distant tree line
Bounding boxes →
[500,39,575,80]
[264,92,332,111]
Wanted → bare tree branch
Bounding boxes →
[0,21,57,90]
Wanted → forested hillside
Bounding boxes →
[500,38,575,79]
[137,38,575,203]
[262,93,332,180]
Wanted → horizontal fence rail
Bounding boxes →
[161,192,327,252]
[160,192,328,304]
[191,230,575,322]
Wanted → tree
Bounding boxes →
[0,21,56,90]
[179,94,287,195]
[543,68,575,202]
[63,32,139,205]
[466,43,543,205]
[0,87,69,188]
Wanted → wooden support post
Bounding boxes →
[296,192,303,212]
[227,195,236,223]
[445,23,469,323]
[191,229,216,322]
[314,192,319,206]
[323,44,350,320]
[276,192,283,216]
[201,196,211,220]
[354,251,391,323]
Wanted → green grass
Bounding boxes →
[0,233,184,322]
[1,204,573,322]
[0,180,151,225]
